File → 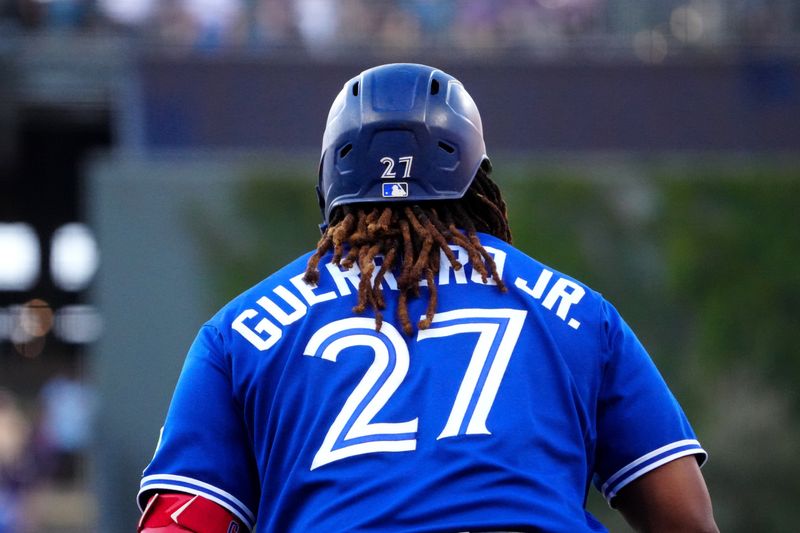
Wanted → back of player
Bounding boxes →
[141,236,704,532]
[138,64,712,533]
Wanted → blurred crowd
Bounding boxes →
[1,0,798,56]
[0,378,94,533]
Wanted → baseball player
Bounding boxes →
[137,63,717,532]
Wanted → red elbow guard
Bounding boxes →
[138,492,244,533]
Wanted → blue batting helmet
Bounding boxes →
[317,63,488,226]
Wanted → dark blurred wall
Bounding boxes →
[137,57,800,152]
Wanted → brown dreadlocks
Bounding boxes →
[303,165,512,336]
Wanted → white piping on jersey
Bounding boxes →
[140,473,256,524]
[605,447,708,502]
[600,438,701,494]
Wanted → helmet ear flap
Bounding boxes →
[316,184,327,234]
[316,155,327,222]
[316,184,325,215]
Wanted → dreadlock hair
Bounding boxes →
[303,164,512,336]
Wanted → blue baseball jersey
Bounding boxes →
[139,232,706,532]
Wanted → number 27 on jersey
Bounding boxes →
[303,308,527,470]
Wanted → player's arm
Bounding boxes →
[138,492,246,533]
[613,456,718,533]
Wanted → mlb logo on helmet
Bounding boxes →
[383,183,409,198]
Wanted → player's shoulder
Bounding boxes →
[476,232,617,336]
[477,232,605,301]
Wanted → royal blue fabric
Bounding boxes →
[140,233,706,532]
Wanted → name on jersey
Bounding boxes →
[233,245,585,351]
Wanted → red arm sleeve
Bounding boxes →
[138,492,246,533]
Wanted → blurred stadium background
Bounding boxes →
[0,0,798,531]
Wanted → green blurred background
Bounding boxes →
[1,1,800,531]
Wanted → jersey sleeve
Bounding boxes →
[593,301,707,505]
[138,325,258,531]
